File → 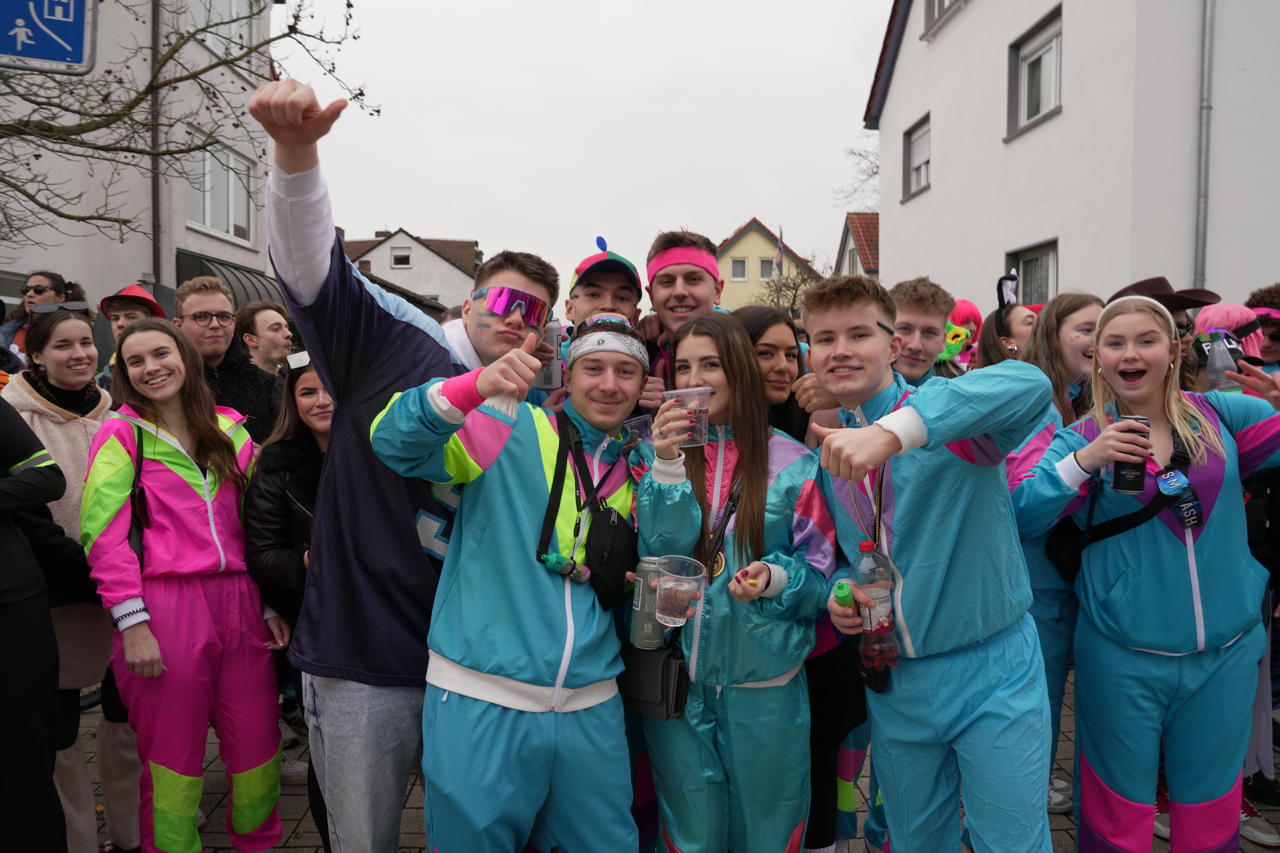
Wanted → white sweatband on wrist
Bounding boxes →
[111,597,150,631]
[875,406,927,453]
[760,562,788,599]
[1055,452,1091,489]
[650,452,686,484]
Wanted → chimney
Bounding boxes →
[358,260,371,273]
[335,226,345,241]
[375,230,391,239]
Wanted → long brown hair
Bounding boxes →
[974,305,1017,368]
[112,318,245,488]
[732,305,809,443]
[673,313,770,565]
[263,363,321,449]
[1020,293,1103,422]
[24,309,103,407]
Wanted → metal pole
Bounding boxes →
[1193,0,1216,289]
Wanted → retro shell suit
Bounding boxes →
[371,377,700,853]
[638,424,837,853]
[820,363,1054,853]
[81,406,281,853]
[1014,391,1280,853]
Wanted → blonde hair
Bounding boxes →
[1090,296,1223,464]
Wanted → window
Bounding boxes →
[923,0,961,34]
[1008,241,1058,304]
[1008,9,1062,136]
[759,258,775,280]
[186,146,251,241]
[847,247,857,273]
[903,115,931,199]
[391,248,412,269]
[730,258,747,281]
[186,0,254,52]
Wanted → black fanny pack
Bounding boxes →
[535,411,638,611]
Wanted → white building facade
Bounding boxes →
[867,0,1279,308]
[347,229,479,308]
[1,1,276,314]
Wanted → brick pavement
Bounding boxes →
[76,673,1279,851]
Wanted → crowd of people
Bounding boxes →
[5,76,1280,853]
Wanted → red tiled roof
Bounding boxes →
[846,212,880,273]
[717,217,821,279]
[341,229,481,277]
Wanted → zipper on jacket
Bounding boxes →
[1185,527,1205,651]
[125,414,230,572]
[689,426,728,683]
[551,434,613,708]
[852,406,917,659]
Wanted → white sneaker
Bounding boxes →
[1242,799,1280,848]
[1047,784,1072,814]
[280,753,309,786]
[279,717,300,749]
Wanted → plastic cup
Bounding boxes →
[655,555,706,627]
[662,386,712,447]
[623,414,653,444]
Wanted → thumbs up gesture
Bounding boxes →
[476,332,542,400]
[810,423,902,483]
[247,79,348,172]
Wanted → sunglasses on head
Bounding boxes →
[29,301,90,315]
[473,286,550,329]
[20,283,62,296]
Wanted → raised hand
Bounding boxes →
[652,397,693,460]
[247,79,348,172]
[1226,361,1280,410]
[476,332,541,399]
[811,423,902,483]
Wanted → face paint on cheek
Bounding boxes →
[475,321,492,330]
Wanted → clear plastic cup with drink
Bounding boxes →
[655,555,706,627]
[662,386,712,447]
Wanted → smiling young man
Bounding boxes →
[889,277,955,386]
[643,230,724,387]
[172,277,280,443]
[370,320,700,851]
[803,275,1054,853]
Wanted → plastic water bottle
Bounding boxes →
[630,557,663,649]
[1206,332,1241,392]
[836,541,901,693]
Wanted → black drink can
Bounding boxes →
[1112,415,1149,494]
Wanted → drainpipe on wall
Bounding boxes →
[1192,0,1216,289]
[149,0,162,286]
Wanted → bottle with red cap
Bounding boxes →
[834,540,900,692]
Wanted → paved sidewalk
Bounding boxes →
[76,673,1279,851]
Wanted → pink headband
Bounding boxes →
[646,247,721,285]
[1254,307,1280,321]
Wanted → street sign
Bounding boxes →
[0,0,97,75]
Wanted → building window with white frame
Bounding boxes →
[1009,9,1062,136]
[924,0,960,32]
[391,248,412,269]
[1009,241,1058,304]
[903,115,931,199]
[759,258,775,280]
[185,146,252,241]
[730,258,747,281]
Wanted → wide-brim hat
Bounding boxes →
[1107,276,1220,313]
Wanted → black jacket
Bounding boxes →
[205,340,281,443]
[244,435,322,625]
[0,397,67,604]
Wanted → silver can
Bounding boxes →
[630,557,663,649]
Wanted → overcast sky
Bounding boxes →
[270,0,893,304]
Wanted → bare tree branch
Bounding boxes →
[835,130,880,209]
[0,0,366,249]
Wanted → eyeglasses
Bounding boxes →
[19,284,62,296]
[472,286,550,329]
[178,311,235,327]
[29,301,90,315]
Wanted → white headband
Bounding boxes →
[566,330,649,371]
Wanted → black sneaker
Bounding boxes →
[1246,772,1280,807]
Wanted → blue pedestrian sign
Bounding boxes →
[0,0,97,75]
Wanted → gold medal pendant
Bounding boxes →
[710,550,726,578]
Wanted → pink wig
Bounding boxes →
[1194,303,1263,361]
[950,299,983,336]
